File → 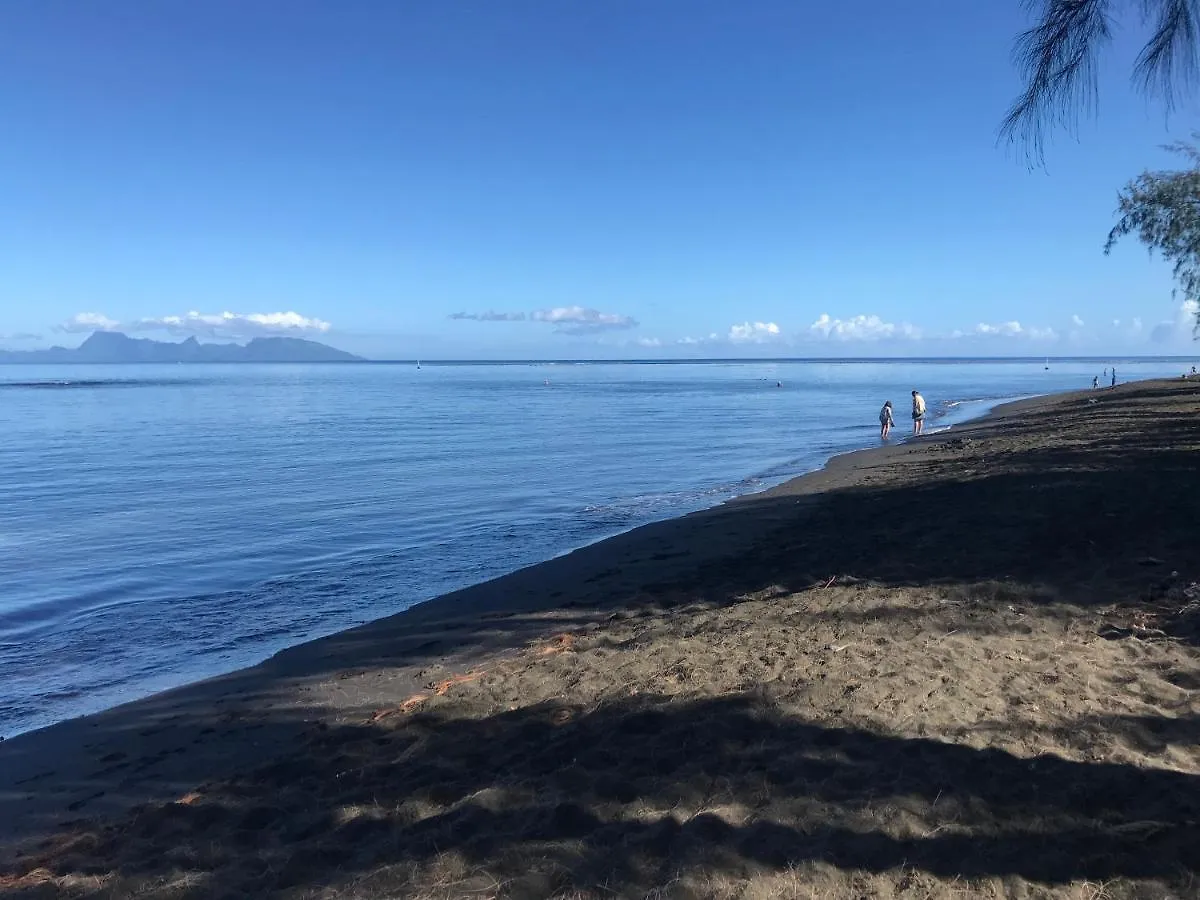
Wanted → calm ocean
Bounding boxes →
[0,358,1190,737]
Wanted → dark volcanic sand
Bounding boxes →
[2,379,1199,899]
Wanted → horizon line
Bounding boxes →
[367,354,1199,363]
[1,355,1195,365]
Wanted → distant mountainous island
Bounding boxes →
[0,332,365,364]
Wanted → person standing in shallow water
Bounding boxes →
[911,390,926,436]
[879,400,894,439]
[1112,369,1117,388]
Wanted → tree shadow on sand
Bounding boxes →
[5,694,1199,897]
[659,398,1200,627]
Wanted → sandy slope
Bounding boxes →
[2,379,1199,899]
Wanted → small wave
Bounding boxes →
[0,378,204,390]
[584,483,746,517]
[930,396,992,421]
[0,381,77,389]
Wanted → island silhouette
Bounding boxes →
[0,331,364,363]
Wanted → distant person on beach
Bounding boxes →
[1111,369,1117,388]
[879,401,894,439]
[911,390,926,435]
[1092,376,1099,389]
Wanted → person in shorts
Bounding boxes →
[879,400,894,439]
[911,390,926,435]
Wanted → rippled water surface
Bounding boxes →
[0,358,1189,736]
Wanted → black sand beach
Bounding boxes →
[3,379,1199,898]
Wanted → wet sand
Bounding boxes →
[2,379,1199,899]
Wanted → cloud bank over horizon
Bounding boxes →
[449,311,528,322]
[622,301,1200,356]
[450,305,638,335]
[55,311,333,341]
[448,301,1200,355]
[23,300,1200,358]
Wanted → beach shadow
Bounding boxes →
[658,403,1200,625]
[4,693,1198,897]
[963,712,1200,759]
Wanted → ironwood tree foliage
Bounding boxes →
[1105,139,1200,327]
[1003,0,1200,158]
[1008,3,1200,329]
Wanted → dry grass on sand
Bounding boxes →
[3,380,1200,899]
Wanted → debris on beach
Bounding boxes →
[365,671,485,724]
[535,632,576,656]
[432,670,484,695]
[369,694,428,723]
[1100,577,1200,642]
[932,437,975,452]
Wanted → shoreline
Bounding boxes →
[3,376,1198,898]
[0,383,1082,827]
[0,384,1016,744]
[535,391,1011,566]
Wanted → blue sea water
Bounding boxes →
[0,358,1192,737]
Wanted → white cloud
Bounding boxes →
[0,331,42,341]
[449,311,527,322]
[728,321,781,343]
[961,320,1057,340]
[56,312,121,333]
[635,336,662,348]
[1072,314,1085,327]
[809,313,919,341]
[451,306,638,334]
[530,306,638,333]
[674,331,739,347]
[946,320,1056,341]
[132,310,332,339]
[1132,317,1143,333]
[972,320,1024,337]
[1150,299,1199,343]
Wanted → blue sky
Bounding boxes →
[1,1,1198,359]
